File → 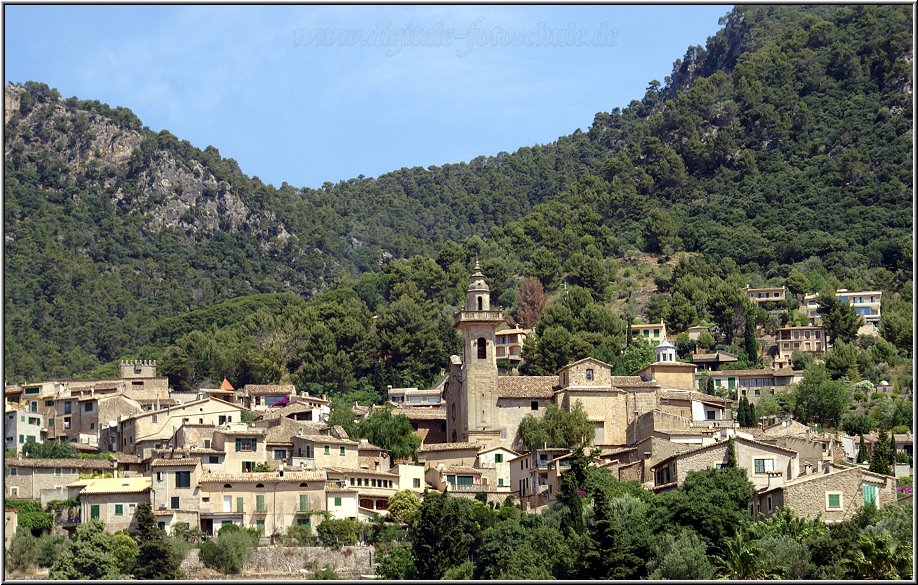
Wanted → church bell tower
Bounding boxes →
[452,261,505,443]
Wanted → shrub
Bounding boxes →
[199,529,255,574]
[317,518,359,549]
[284,524,317,546]
[111,531,139,575]
[311,567,339,579]
[35,534,69,568]
[6,531,38,574]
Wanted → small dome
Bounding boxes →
[467,260,490,292]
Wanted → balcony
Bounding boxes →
[454,310,505,326]
[447,483,488,493]
[54,509,81,526]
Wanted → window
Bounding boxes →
[255,519,265,534]
[256,495,266,512]
[235,438,256,452]
[171,497,179,509]
[156,472,164,482]
[297,518,311,526]
[242,462,256,473]
[753,459,774,474]
[84,402,93,412]
[324,445,330,455]
[151,414,158,423]
[498,478,504,486]
[826,492,842,510]
[477,337,487,360]
[586,368,594,381]
[274,449,287,460]
[24,386,39,395]
[208,456,220,464]
[54,467,62,477]
[413,478,421,488]
[9,467,17,476]
[706,410,716,421]
[862,484,878,505]
[339,446,345,456]
[204,439,211,448]
[334,497,342,507]
[64,402,72,414]
[175,471,191,488]
[18,435,24,444]
[477,296,483,311]
[236,497,244,513]
[91,505,100,519]
[300,494,309,512]
[530,401,539,411]
[494,454,503,463]
[10,486,19,496]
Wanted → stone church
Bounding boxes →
[443,263,697,452]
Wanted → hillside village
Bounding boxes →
[2,4,913,580]
[4,264,912,577]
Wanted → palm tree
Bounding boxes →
[714,534,780,580]
[845,530,913,579]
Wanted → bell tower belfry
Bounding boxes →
[449,261,505,444]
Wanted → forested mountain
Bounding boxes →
[3,4,912,388]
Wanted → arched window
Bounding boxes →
[255,483,265,488]
[477,296,483,311]
[586,368,594,381]
[223,484,232,489]
[477,337,487,359]
[299,483,308,488]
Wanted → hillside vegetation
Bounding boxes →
[3,5,912,390]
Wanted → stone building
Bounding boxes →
[752,464,896,523]
[651,436,799,491]
[5,457,115,499]
[71,476,152,533]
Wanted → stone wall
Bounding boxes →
[180,545,375,578]
[782,466,897,523]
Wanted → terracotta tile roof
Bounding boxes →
[245,384,296,396]
[8,458,114,469]
[150,458,200,467]
[418,442,481,453]
[710,368,799,377]
[649,438,697,462]
[768,464,894,491]
[357,457,390,470]
[691,351,738,362]
[76,477,151,494]
[326,466,397,477]
[263,418,323,444]
[434,465,482,475]
[220,378,235,391]
[659,390,732,405]
[214,426,266,436]
[496,376,558,399]
[391,407,446,420]
[293,434,359,446]
[199,470,326,483]
[653,436,799,468]
[609,376,660,388]
[108,453,143,464]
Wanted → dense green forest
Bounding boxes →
[3,5,912,394]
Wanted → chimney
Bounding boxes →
[766,471,784,490]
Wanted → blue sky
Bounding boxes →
[5,5,729,188]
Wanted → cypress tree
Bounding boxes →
[857,434,869,464]
[724,436,738,468]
